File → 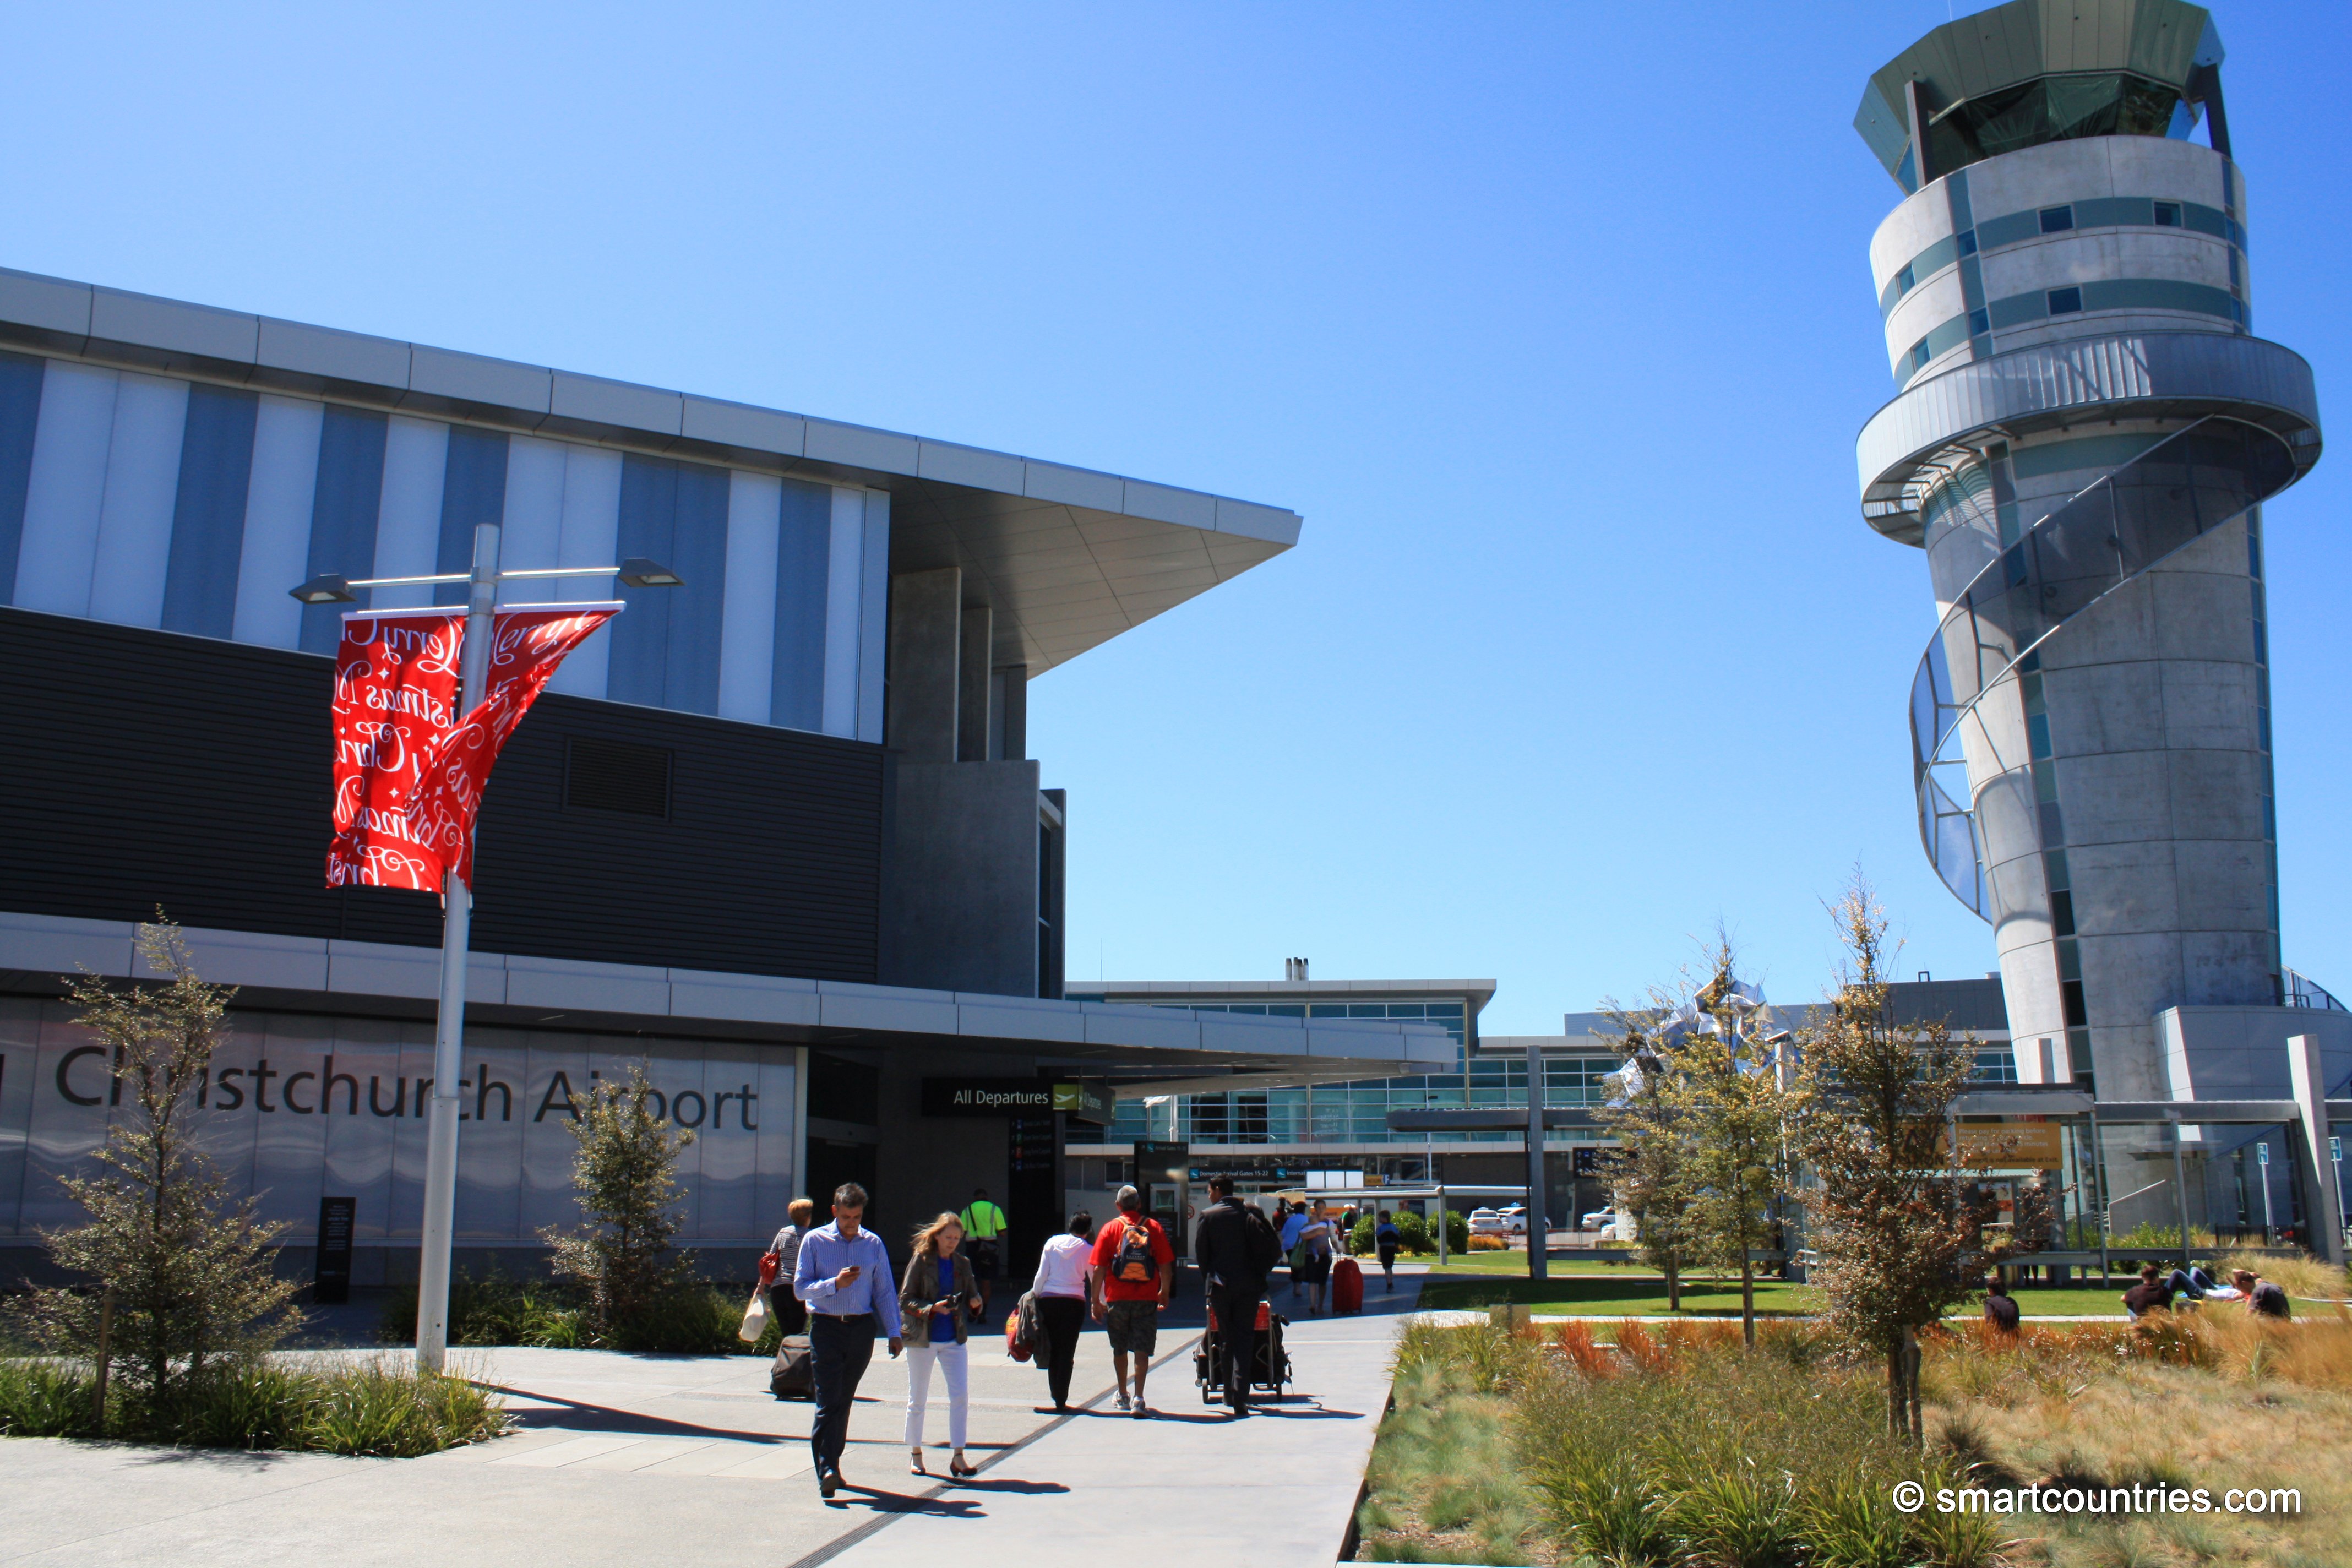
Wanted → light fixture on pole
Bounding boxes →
[295,542,679,1374]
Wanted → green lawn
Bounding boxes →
[1414,1271,2162,1319]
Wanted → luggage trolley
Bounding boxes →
[1194,1297,1291,1404]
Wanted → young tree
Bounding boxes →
[1598,1014,1700,1311]
[1795,877,1991,1441]
[541,1063,696,1340]
[1656,950,1804,1348]
[12,919,302,1405]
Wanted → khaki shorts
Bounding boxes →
[1105,1299,1160,1356]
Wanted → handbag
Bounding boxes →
[737,1284,770,1343]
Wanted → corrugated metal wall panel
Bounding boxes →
[0,606,882,982]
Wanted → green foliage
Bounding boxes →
[7,919,303,1398]
[1795,878,1994,1439]
[1602,935,1801,1337]
[0,1358,102,1436]
[540,1063,698,1341]
[0,1353,507,1455]
[378,1266,775,1356]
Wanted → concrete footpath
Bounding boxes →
[819,1273,1424,1568]
[0,1273,1419,1568]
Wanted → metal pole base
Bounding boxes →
[414,1094,462,1373]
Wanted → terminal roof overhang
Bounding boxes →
[0,914,1455,1085]
[0,266,1301,676]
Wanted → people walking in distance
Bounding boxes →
[1090,1185,1174,1417]
[1373,1209,1401,1293]
[1193,1174,1283,1417]
[1295,1200,1340,1316]
[960,1186,1009,1324]
[899,1212,983,1478]
[1031,1210,1095,1413]
[793,1182,903,1498]
[762,1197,815,1337]
[1279,1201,1309,1304]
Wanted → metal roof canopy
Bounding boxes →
[0,913,1457,1082]
[0,266,1303,678]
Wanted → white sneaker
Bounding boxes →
[1132,1400,1149,1419]
[1115,1391,1131,1411]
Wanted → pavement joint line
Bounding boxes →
[777,1332,1205,1568]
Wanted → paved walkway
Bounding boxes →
[1,1273,1421,1568]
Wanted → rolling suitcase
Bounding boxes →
[1331,1255,1364,1315]
[770,1335,814,1399]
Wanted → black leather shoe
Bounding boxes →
[818,1467,840,1498]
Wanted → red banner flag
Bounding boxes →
[327,610,466,891]
[325,603,617,891]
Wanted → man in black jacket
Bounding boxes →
[1193,1174,1283,1416]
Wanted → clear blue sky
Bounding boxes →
[7,3,2344,1032]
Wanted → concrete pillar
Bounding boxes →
[887,568,960,763]
[957,604,992,762]
[2287,1033,2345,1267]
[995,665,1028,761]
[1526,1037,1547,1281]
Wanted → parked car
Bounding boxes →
[1581,1208,1616,1232]
[1496,1204,1531,1235]
[1467,1207,1512,1236]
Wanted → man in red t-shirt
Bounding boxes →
[1090,1184,1175,1417]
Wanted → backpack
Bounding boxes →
[1112,1217,1160,1284]
[1244,1206,1283,1276]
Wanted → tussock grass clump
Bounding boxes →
[0,1353,508,1455]
[2212,1250,2348,1304]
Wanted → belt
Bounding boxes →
[813,1311,873,1321]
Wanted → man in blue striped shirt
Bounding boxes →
[793,1182,903,1497]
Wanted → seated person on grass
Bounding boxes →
[2121,1264,2175,1319]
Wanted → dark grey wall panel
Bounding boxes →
[0,351,42,606]
[0,606,883,982]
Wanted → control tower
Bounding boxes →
[1851,1,2329,1102]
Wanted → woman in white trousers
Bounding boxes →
[898,1212,983,1477]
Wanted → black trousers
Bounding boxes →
[774,1291,808,1336]
[1037,1296,1086,1408]
[809,1313,876,1472]
[1209,1284,1264,1411]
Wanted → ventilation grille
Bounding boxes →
[564,737,672,819]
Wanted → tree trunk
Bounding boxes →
[1905,1329,1924,1445]
[1740,1256,1756,1348]
[1665,1262,1680,1311]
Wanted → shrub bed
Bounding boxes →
[1354,1312,2352,1565]
[0,1354,508,1456]
[375,1267,778,1357]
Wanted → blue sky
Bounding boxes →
[6,3,2344,1032]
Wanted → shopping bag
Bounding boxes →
[738,1285,770,1343]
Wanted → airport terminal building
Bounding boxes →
[0,266,1455,1282]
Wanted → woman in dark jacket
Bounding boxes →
[900,1212,984,1477]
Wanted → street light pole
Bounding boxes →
[1527,1034,1547,1281]
[293,536,674,1375]
[415,524,500,1374]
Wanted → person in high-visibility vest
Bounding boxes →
[960,1188,1009,1322]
